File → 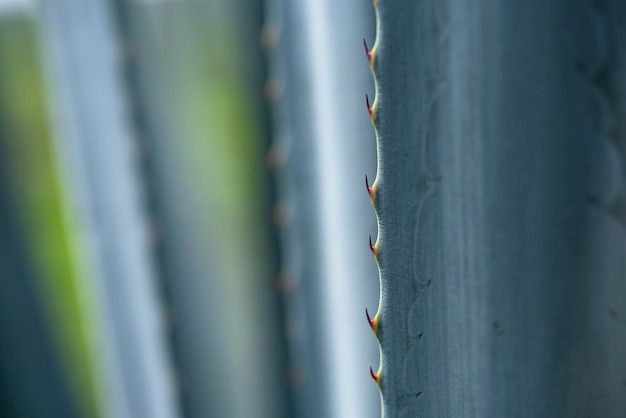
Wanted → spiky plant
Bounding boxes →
[366,0,626,417]
[265,0,380,417]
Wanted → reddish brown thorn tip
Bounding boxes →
[365,174,372,198]
[366,94,374,119]
[366,308,375,330]
[370,366,379,384]
[363,38,372,63]
[369,235,378,257]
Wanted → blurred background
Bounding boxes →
[0,0,380,417]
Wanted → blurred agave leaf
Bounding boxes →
[38,1,180,417]
[105,0,290,417]
[265,0,380,417]
[0,11,97,418]
[0,148,80,418]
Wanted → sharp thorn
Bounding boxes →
[370,366,379,383]
[366,94,374,119]
[366,308,373,328]
[366,307,379,333]
[369,235,376,255]
[363,38,372,63]
[366,174,375,201]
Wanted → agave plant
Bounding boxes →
[1,0,624,417]
[367,0,626,417]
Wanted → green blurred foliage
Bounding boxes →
[0,14,99,418]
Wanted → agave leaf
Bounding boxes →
[371,1,626,416]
